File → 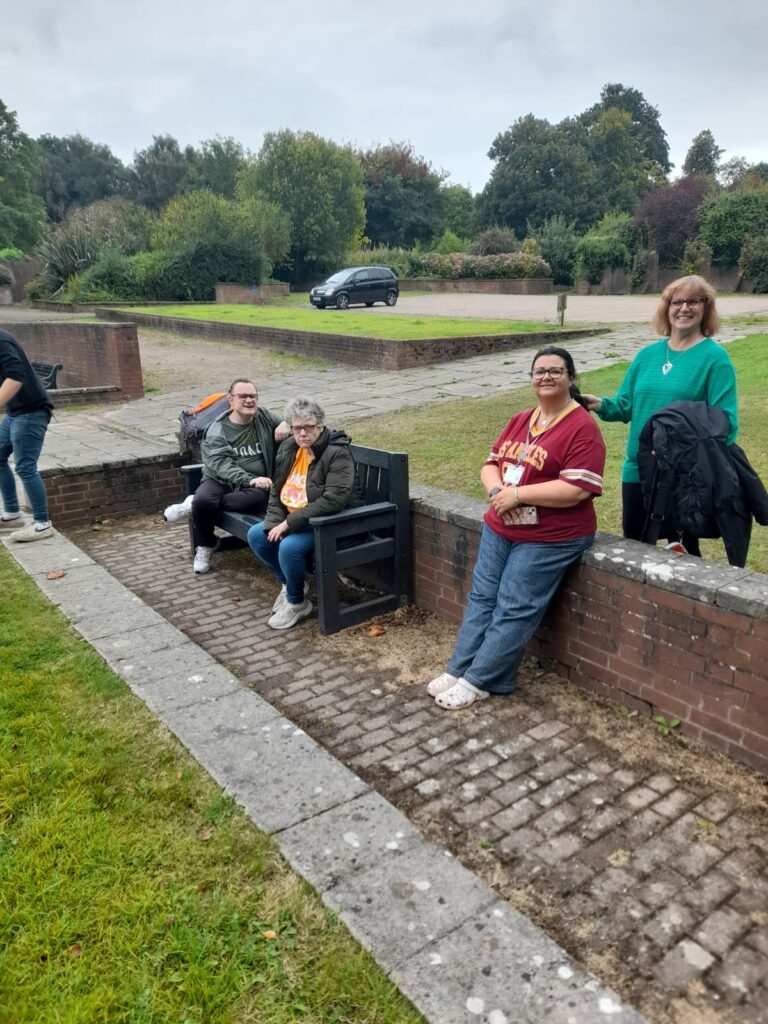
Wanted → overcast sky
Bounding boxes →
[4,0,767,193]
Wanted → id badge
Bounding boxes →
[503,464,524,485]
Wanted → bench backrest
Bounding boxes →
[350,443,409,508]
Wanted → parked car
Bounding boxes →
[309,266,399,309]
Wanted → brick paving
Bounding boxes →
[74,516,768,1024]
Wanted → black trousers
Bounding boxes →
[192,478,269,547]
[622,482,701,556]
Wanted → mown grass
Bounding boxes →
[350,333,768,575]
[128,304,559,341]
[0,548,423,1024]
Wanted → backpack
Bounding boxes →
[178,392,229,462]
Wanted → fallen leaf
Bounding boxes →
[231,596,241,602]
[197,827,214,842]
[164,915,177,927]
[365,624,386,637]
[262,930,277,940]
[67,943,82,958]
[607,848,630,867]
[46,570,66,580]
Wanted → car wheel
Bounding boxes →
[336,293,350,309]
[385,290,398,306]
[365,301,374,306]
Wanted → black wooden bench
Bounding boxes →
[32,360,64,390]
[181,444,410,635]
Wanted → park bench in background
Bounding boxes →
[181,444,410,635]
[32,360,64,390]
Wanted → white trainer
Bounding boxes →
[164,494,194,522]
[9,522,54,543]
[271,581,309,613]
[0,514,26,531]
[268,598,313,630]
[193,543,217,573]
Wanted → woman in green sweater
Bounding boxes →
[582,275,738,553]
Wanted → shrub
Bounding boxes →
[681,239,712,277]
[469,224,519,255]
[343,245,411,278]
[432,229,466,254]
[0,246,24,261]
[739,234,768,292]
[529,215,578,285]
[697,188,768,263]
[33,223,96,297]
[408,251,550,280]
[573,213,632,284]
[151,242,267,301]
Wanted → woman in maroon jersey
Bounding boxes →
[427,346,606,710]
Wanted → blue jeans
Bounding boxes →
[247,523,314,604]
[0,410,50,523]
[447,524,594,694]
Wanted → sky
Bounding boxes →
[4,0,768,194]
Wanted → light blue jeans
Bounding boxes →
[447,523,594,694]
[0,409,51,523]
[247,523,314,604]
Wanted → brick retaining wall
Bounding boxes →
[215,282,290,303]
[3,321,143,400]
[399,277,553,294]
[92,308,602,370]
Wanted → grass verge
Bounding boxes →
[127,304,563,341]
[0,548,423,1024]
[350,333,768,575]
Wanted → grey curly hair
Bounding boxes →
[283,396,326,425]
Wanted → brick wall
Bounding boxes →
[399,277,553,294]
[93,308,601,371]
[215,282,290,304]
[4,321,144,400]
[411,483,768,776]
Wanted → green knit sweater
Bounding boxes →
[598,337,739,483]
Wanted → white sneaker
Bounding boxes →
[164,494,194,522]
[268,598,313,630]
[0,514,26,531]
[193,543,217,573]
[271,581,309,612]
[10,522,54,543]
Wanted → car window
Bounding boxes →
[326,270,354,285]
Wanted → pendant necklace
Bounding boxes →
[662,344,673,375]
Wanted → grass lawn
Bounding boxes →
[128,304,562,341]
[0,549,423,1024]
[350,333,768,576]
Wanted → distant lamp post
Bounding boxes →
[556,293,567,327]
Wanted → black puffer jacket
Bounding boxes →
[263,427,362,533]
[637,401,768,567]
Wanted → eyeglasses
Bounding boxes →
[670,298,704,308]
[291,422,320,435]
[231,392,258,401]
[531,367,566,379]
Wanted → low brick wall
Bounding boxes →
[411,483,768,776]
[3,321,144,400]
[93,308,601,370]
[400,277,553,294]
[216,282,290,304]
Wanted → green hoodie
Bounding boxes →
[201,406,281,488]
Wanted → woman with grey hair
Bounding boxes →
[247,397,361,629]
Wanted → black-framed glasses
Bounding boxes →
[531,367,566,379]
[291,422,320,435]
[230,392,258,400]
[670,298,704,308]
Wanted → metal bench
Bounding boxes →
[181,443,410,635]
[31,360,64,390]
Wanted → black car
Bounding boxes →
[309,266,399,309]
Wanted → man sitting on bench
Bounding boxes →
[164,378,288,574]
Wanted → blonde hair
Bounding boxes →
[653,275,720,337]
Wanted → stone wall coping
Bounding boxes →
[42,453,182,477]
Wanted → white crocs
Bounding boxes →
[426,672,459,697]
[434,678,489,710]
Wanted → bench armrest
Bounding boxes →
[309,501,396,527]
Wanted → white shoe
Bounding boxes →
[193,543,217,573]
[268,598,313,630]
[426,672,459,697]
[164,494,194,522]
[271,581,309,613]
[435,678,489,710]
[10,522,55,543]
[0,514,26,531]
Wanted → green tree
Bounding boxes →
[243,129,364,280]
[66,196,153,254]
[529,215,579,285]
[441,183,475,237]
[588,107,661,214]
[682,130,724,178]
[184,136,246,198]
[131,134,193,211]
[0,99,45,251]
[581,82,671,173]
[697,187,768,263]
[359,142,447,247]
[36,133,129,222]
[477,115,598,235]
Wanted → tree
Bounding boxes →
[697,187,768,263]
[36,133,129,222]
[131,134,193,211]
[243,130,364,280]
[358,142,447,248]
[477,115,599,235]
[66,196,153,254]
[682,130,724,178]
[588,107,660,214]
[581,82,671,173]
[633,176,709,266]
[184,136,246,198]
[529,215,579,285]
[441,183,475,238]
[0,99,45,251]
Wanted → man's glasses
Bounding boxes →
[291,422,320,435]
[531,367,566,379]
[231,392,258,400]
[670,298,703,308]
